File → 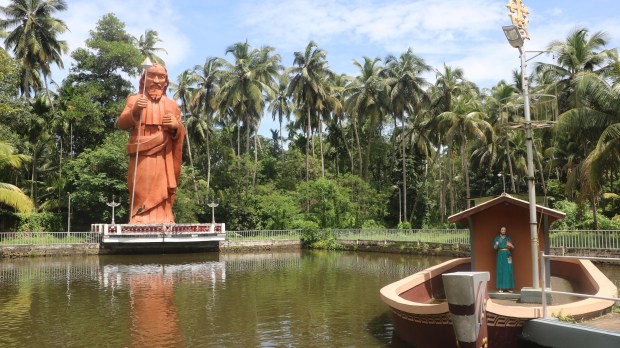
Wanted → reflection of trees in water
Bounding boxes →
[0,256,101,283]
[221,252,302,273]
[101,262,226,288]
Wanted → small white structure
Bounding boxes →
[91,223,226,244]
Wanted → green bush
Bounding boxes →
[293,219,321,246]
[551,200,620,230]
[397,221,412,229]
[16,212,63,232]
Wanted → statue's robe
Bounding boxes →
[117,94,185,224]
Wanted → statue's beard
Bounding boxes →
[147,86,164,101]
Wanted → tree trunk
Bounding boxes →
[462,138,471,209]
[318,113,325,177]
[353,117,363,176]
[401,116,408,222]
[337,115,354,175]
[43,74,56,114]
[364,117,376,180]
[31,145,37,211]
[206,127,211,193]
[534,140,547,194]
[185,131,199,198]
[253,134,258,186]
[236,119,241,157]
[278,112,284,158]
[506,137,517,193]
[448,147,455,215]
[591,197,599,230]
[306,107,311,180]
[438,151,445,223]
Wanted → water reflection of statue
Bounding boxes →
[130,274,182,347]
[117,64,185,224]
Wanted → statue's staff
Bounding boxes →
[130,57,153,221]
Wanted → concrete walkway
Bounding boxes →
[581,312,620,331]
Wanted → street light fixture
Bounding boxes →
[207,202,219,224]
[502,7,541,289]
[106,196,121,225]
[502,25,524,48]
[498,173,506,193]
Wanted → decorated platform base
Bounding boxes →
[91,223,226,244]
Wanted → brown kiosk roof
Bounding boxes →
[448,193,566,225]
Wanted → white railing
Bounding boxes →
[550,230,620,249]
[334,229,470,245]
[0,232,101,245]
[540,252,620,318]
[226,230,302,241]
[1,229,619,250]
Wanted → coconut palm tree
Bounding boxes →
[191,57,223,190]
[554,71,620,229]
[288,41,331,180]
[136,29,167,64]
[0,0,69,102]
[487,80,520,192]
[218,42,280,185]
[346,56,388,180]
[438,93,493,208]
[384,48,431,221]
[536,27,617,113]
[0,141,33,213]
[268,73,292,156]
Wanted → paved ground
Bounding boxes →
[580,311,620,331]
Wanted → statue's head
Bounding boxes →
[139,63,169,101]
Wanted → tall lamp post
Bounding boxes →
[106,196,121,225]
[498,173,506,193]
[67,192,71,235]
[207,202,218,224]
[502,0,540,289]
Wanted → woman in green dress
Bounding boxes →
[493,226,514,292]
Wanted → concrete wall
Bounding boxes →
[219,240,301,252]
[0,244,101,258]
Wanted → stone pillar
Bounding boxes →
[443,271,490,348]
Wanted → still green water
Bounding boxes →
[0,251,453,347]
[1,251,618,347]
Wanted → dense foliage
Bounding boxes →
[0,6,619,231]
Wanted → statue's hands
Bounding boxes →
[132,95,148,116]
[163,113,179,131]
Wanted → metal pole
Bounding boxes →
[540,251,547,318]
[67,192,71,234]
[521,46,540,289]
[498,173,506,193]
[398,187,402,224]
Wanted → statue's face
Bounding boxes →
[145,65,168,101]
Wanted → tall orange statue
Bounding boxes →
[117,63,185,224]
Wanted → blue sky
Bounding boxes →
[4,0,620,135]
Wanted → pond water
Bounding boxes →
[0,251,452,347]
[0,251,618,347]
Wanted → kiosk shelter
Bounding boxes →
[448,193,565,293]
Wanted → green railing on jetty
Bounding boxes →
[0,229,619,250]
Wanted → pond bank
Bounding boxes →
[1,239,619,261]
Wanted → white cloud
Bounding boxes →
[238,0,505,52]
